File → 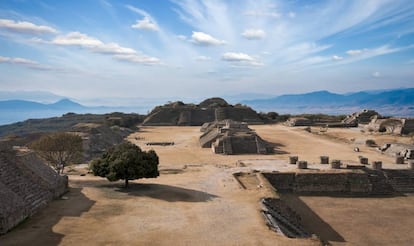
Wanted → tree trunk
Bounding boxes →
[125,178,129,188]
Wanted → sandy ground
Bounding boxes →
[1,124,413,245]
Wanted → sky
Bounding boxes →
[0,0,413,105]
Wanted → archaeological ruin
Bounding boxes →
[366,116,414,135]
[142,97,264,126]
[285,117,313,127]
[199,120,273,154]
[0,143,68,234]
[378,143,414,160]
[258,166,414,239]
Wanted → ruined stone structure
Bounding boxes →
[285,117,313,127]
[258,166,414,240]
[378,143,414,160]
[366,117,414,135]
[71,123,132,161]
[199,120,272,155]
[262,167,414,196]
[0,144,67,234]
[345,109,380,125]
[325,109,380,128]
[142,98,264,126]
[263,171,371,194]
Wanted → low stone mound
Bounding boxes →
[142,98,264,126]
[0,144,67,234]
[71,123,132,160]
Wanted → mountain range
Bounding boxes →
[241,88,414,116]
[0,99,138,126]
[0,88,413,126]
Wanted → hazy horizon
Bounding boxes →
[1,0,413,102]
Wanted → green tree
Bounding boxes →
[90,142,159,188]
[30,132,83,174]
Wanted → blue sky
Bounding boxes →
[0,0,413,105]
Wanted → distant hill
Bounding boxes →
[0,99,140,126]
[0,99,84,111]
[242,88,414,117]
[0,112,145,138]
[0,90,64,103]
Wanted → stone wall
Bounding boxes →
[285,117,313,127]
[402,119,414,135]
[262,171,372,194]
[0,147,67,234]
[366,117,414,135]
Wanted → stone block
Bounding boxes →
[395,156,405,164]
[320,156,329,164]
[372,161,382,170]
[297,161,307,169]
[289,156,298,164]
[331,160,341,169]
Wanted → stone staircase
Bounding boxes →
[262,198,311,238]
[222,137,233,155]
[364,169,395,195]
[199,128,222,148]
[383,169,414,193]
[214,108,227,121]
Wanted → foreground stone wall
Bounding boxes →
[262,171,372,194]
[0,147,67,234]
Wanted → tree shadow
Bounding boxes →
[279,193,346,244]
[267,141,290,155]
[102,183,219,202]
[0,187,95,246]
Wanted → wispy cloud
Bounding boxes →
[0,55,53,70]
[241,29,266,40]
[132,16,159,31]
[244,10,280,18]
[127,5,160,31]
[372,71,381,78]
[190,31,226,46]
[51,32,159,65]
[113,54,160,65]
[0,18,57,35]
[222,52,263,66]
[195,55,211,61]
[346,49,364,56]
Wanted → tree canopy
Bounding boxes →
[30,132,83,174]
[90,142,159,188]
